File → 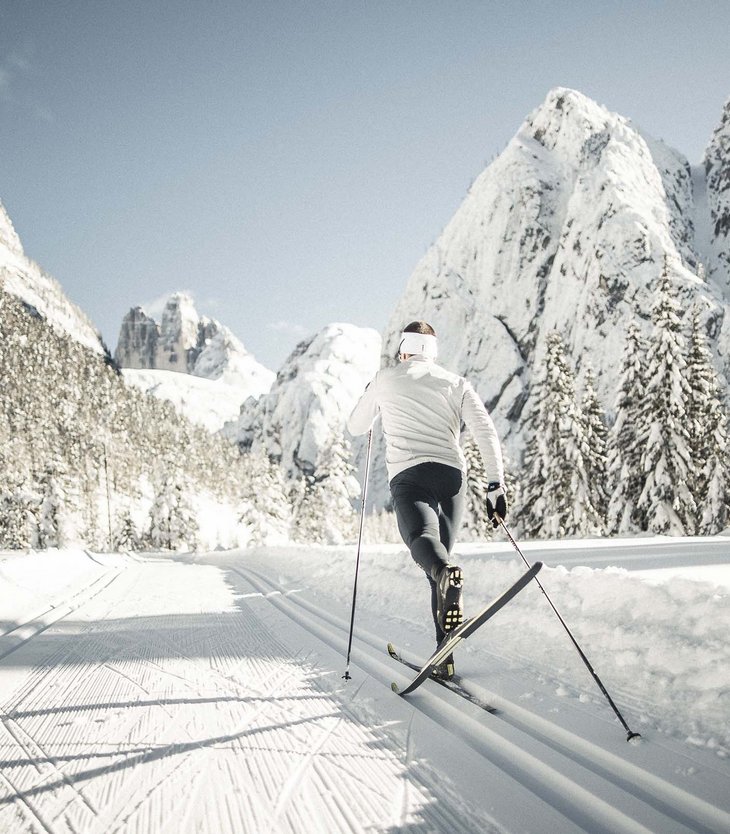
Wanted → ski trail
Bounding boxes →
[235,561,730,834]
[0,555,504,834]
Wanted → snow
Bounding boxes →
[1,536,728,833]
[121,368,263,433]
[229,322,382,481]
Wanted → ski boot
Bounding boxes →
[434,563,464,633]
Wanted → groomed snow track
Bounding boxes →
[0,550,728,834]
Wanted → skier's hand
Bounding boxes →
[486,482,507,528]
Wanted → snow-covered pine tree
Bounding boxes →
[607,323,648,533]
[0,478,33,549]
[114,510,142,551]
[636,265,696,534]
[239,447,291,545]
[291,474,325,544]
[575,366,608,535]
[520,331,578,538]
[35,465,67,549]
[292,431,358,544]
[461,433,492,540]
[148,477,199,551]
[686,307,729,533]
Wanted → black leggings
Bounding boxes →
[390,462,466,643]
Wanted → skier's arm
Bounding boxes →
[461,382,504,483]
[347,377,380,436]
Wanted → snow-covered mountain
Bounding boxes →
[0,201,107,356]
[383,88,730,464]
[703,95,730,295]
[226,323,381,481]
[116,293,275,431]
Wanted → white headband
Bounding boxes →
[398,331,438,359]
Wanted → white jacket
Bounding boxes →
[347,355,504,483]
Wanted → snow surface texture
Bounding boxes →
[0,201,106,356]
[115,293,275,430]
[383,88,730,470]
[1,538,728,833]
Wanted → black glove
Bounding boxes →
[486,482,507,528]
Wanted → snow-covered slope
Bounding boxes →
[0,201,107,355]
[384,88,730,461]
[116,293,274,430]
[227,323,381,479]
[121,368,259,433]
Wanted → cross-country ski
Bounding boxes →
[391,561,543,696]
[387,642,498,713]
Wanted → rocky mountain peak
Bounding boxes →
[384,89,730,472]
[0,201,105,355]
[524,87,614,159]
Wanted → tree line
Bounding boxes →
[517,268,728,538]
[2,267,727,551]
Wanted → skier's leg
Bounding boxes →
[428,574,446,644]
[437,468,467,553]
[391,470,449,578]
[391,465,449,641]
[391,464,465,639]
[435,467,466,634]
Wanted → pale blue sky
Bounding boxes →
[2,1,729,368]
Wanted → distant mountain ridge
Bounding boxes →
[114,292,273,387]
[226,323,381,481]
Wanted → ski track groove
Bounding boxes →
[0,566,127,662]
[1,715,98,816]
[237,564,730,834]
[0,559,304,833]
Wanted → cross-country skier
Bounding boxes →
[347,321,507,679]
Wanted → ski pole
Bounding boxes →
[499,518,641,742]
[343,429,373,681]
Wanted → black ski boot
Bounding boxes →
[434,564,464,633]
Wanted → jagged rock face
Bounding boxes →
[0,202,23,256]
[229,323,381,481]
[115,293,275,431]
[114,292,272,387]
[115,306,160,369]
[0,201,106,356]
[704,96,730,294]
[384,88,730,462]
[115,293,200,373]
